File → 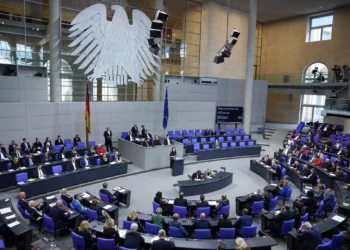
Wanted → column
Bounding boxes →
[243,0,257,133]
[49,0,61,102]
[152,0,164,101]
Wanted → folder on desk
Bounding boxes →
[8,221,20,228]
[27,178,36,182]
[103,205,112,210]
[208,201,217,206]
[0,207,12,215]
[167,200,174,205]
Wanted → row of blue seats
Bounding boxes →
[29,141,96,153]
[183,135,251,144]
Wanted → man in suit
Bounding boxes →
[104,127,113,152]
[322,188,335,211]
[193,213,211,229]
[151,229,175,250]
[204,128,210,136]
[125,132,135,142]
[245,189,264,211]
[164,135,172,145]
[99,182,119,205]
[263,188,274,210]
[286,153,294,165]
[197,194,210,207]
[141,125,146,138]
[0,143,6,155]
[28,200,44,230]
[335,155,345,167]
[323,158,332,171]
[55,135,64,146]
[234,208,252,235]
[269,204,293,236]
[0,144,7,160]
[282,145,291,155]
[89,198,105,221]
[218,212,232,228]
[131,124,139,137]
[298,165,311,176]
[42,142,52,153]
[8,140,17,156]
[68,157,79,171]
[87,146,96,156]
[191,170,203,180]
[49,200,70,229]
[296,221,323,250]
[124,223,145,250]
[18,192,30,211]
[21,138,31,154]
[71,194,87,215]
[203,168,214,177]
[73,135,81,146]
[215,194,230,213]
[211,129,217,136]
[168,213,188,237]
[12,146,22,158]
[143,130,152,140]
[25,153,35,167]
[81,154,91,167]
[174,192,188,207]
[34,164,46,178]
[299,150,309,161]
[32,138,42,152]
[69,147,80,158]
[260,155,272,166]
[306,168,318,185]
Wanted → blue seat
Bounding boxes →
[64,139,72,145]
[77,142,85,148]
[123,220,133,230]
[168,226,185,238]
[221,143,228,148]
[168,131,174,138]
[182,139,189,145]
[71,231,85,250]
[52,165,62,174]
[194,143,200,154]
[182,130,187,136]
[87,208,98,222]
[97,238,115,250]
[251,201,264,216]
[121,132,128,139]
[218,137,224,141]
[236,136,242,140]
[201,138,206,143]
[43,214,66,238]
[194,229,211,239]
[145,222,159,235]
[53,145,62,151]
[66,144,73,150]
[96,159,101,165]
[230,142,236,147]
[244,135,249,140]
[88,141,96,146]
[7,162,11,170]
[175,130,181,136]
[312,200,324,219]
[192,138,197,143]
[248,141,254,146]
[173,205,187,218]
[16,173,28,183]
[189,130,194,133]
[279,187,292,204]
[25,210,38,227]
[281,168,286,179]
[209,137,215,142]
[281,156,286,162]
[152,201,160,214]
[227,136,232,141]
[195,131,201,136]
[216,205,230,219]
[196,207,210,218]
[315,241,332,250]
[269,196,278,211]
[299,213,308,227]
[99,192,110,203]
[330,156,337,162]
[219,228,235,239]
[17,203,29,219]
[281,219,295,236]
[239,141,245,146]
[242,225,257,238]
[322,231,343,250]
[203,144,209,150]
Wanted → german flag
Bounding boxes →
[85,82,91,134]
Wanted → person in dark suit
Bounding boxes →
[67,157,79,171]
[263,188,274,210]
[269,204,293,236]
[219,129,226,135]
[25,153,35,167]
[143,130,152,140]
[103,218,120,245]
[153,135,162,146]
[151,229,175,250]
[131,124,139,137]
[192,170,203,180]
[244,189,264,211]
[55,135,64,146]
[197,194,210,207]
[216,194,230,212]
[44,137,52,147]
[99,182,119,205]
[323,158,331,171]
[204,128,210,136]
[234,209,252,235]
[335,156,345,167]
[211,129,217,136]
[21,138,31,154]
[34,164,46,178]
[73,135,81,146]
[322,189,335,211]
[104,127,113,152]
[49,200,70,229]
[11,156,21,170]
[74,220,94,249]
[69,147,80,158]
[193,213,211,229]
[87,146,96,156]
[164,134,172,145]
[0,143,7,155]
[298,165,311,176]
[260,155,272,166]
[60,188,73,206]
[301,191,319,214]
[218,212,232,228]
[12,146,22,158]
[42,151,52,163]
[42,142,52,153]
[32,138,42,152]
[168,213,188,236]
[299,150,309,161]
[101,152,109,164]
[28,200,46,230]
[18,192,30,211]
[141,125,146,138]
[174,192,188,207]
[58,149,66,161]
[336,167,345,181]
[8,140,17,156]
[169,147,177,174]
[125,132,135,142]
[305,168,318,185]
[81,154,91,167]
[124,223,145,250]
[295,221,323,250]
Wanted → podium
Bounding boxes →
[172,158,185,176]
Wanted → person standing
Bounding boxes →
[104,127,113,152]
[169,147,177,174]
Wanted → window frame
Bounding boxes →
[307,13,333,43]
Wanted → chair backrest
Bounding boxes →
[216,205,230,219]
[97,238,116,250]
[244,135,249,140]
[242,225,257,238]
[173,205,187,218]
[87,208,98,223]
[251,201,264,215]
[70,203,76,211]
[16,203,27,218]
[192,138,197,143]
[77,142,85,148]
[168,226,185,238]
[64,139,72,144]
[203,144,209,150]
[281,219,295,235]
[281,168,286,178]
[189,130,193,133]
[195,129,200,133]
[315,241,332,250]
[168,131,174,136]
[66,144,73,150]
[218,137,224,141]
[53,145,62,151]
[331,232,344,250]
[281,156,286,162]
[330,156,337,162]
[43,214,55,233]
[299,213,308,227]
[96,159,101,165]
[240,130,246,134]
[248,141,254,146]
[152,201,160,214]
[209,137,215,142]
[182,130,187,136]
[194,143,200,153]
[7,162,11,170]
[99,192,109,203]
[316,200,324,216]
[145,222,160,235]
[52,165,62,174]
[182,139,189,145]
[194,229,211,239]
[269,196,278,211]
[88,141,96,146]
[196,207,210,218]
[175,130,180,135]
[219,228,236,239]
[233,129,238,134]
[236,136,242,140]
[227,136,232,141]
[119,247,137,250]
[201,138,206,143]
[16,173,28,183]
[221,143,228,148]
[123,220,133,230]
[230,142,236,147]
[71,231,85,250]
[195,131,201,136]
[239,141,245,147]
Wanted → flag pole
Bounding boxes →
[85,80,90,146]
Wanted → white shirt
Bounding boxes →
[283,148,289,154]
[115,156,121,163]
[28,158,33,166]
[129,135,134,141]
[61,154,65,159]
[16,150,21,157]
[84,159,90,166]
[38,169,44,177]
[108,131,110,135]
[72,162,76,170]
[167,138,171,145]
[24,143,28,149]
[0,151,4,159]
[147,133,150,139]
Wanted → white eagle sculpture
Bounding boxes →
[68,4,159,85]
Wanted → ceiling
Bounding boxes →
[195,0,350,22]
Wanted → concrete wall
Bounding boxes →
[0,101,216,147]
[200,1,248,79]
[0,76,48,103]
[266,93,301,124]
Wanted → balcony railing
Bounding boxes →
[255,72,347,84]
[325,98,350,111]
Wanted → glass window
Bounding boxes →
[303,62,328,83]
[313,107,324,122]
[311,15,333,27]
[307,14,333,42]
[322,27,332,40]
[301,107,313,122]
[303,95,326,106]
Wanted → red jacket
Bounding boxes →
[312,158,322,166]
[96,146,105,154]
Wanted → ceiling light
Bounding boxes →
[1,22,4,25]
[36,28,39,31]
[319,6,323,8]
[173,33,175,36]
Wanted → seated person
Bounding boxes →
[215,194,230,214]
[28,200,46,229]
[220,129,226,135]
[70,147,80,158]
[125,131,134,141]
[313,183,325,200]
[192,170,203,180]
[42,151,52,163]
[88,146,96,156]
[234,209,252,235]
[260,155,272,166]
[124,223,145,250]
[101,152,109,164]
[151,207,165,229]
[279,180,290,198]
[154,191,170,216]
[58,149,66,160]
[11,156,21,170]
[23,152,34,166]
[73,134,81,146]
[164,134,172,145]
[49,200,70,229]
[323,158,331,171]
[343,218,350,248]
[293,206,304,229]
[328,162,337,173]
[279,175,290,188]
[193,213,211,229]
[96,144,106,154]
[90,198,111,222]
[60,188,73,206]
[81,154,91,167]
[55,135,64,146]
[305,168,318,185]
[103,218,120,245]
[263,188,274,210]
[127,209,140,228]
[32,138,42,152]
[335,155,345,167]
[72,194,87,215]
[322,188,335,211]
[303,191,318,215]
[34,164,46,178]
[204,128,210,136]
[174,192,188,207]
[99,182,120,205]
[114,151,122,163]
[197,194,210,207]
[311,155,322,166]
[151,229,175,250]
[244,189,264,211]
[211,129,217,136]
[291,161,303,172]
[218,212,232,228]
[295,221,323,250]
[168,213,188,237]
[21,138,31,154]
[297,165,311,177]
[42,142,52,153]
[286,153,294,165]
[153,135,162,146]
[143,138,151,148]
[269,204,293,236]
[74,220,94,249]
[335,167,345,181]
[68,157,79,171]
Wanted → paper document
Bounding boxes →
[119,189,126,193]
[39,177,45,180]
[270,183,277,186]
[18,181,24,185]
[330,173,336,177]
[0,207,12,215]
[110,162,116,165]
[44,162,49,165]
[81,193,90,199]
[46,195,55,200]
[54,173,59,176]
[332,215,345,223]
[49,203,56,207]
[208,201,217,206]
[5,214,16,220]
[85,166,90,169]
[8,221,20,228]
[8,169,14,172]
[305,186,312,189]
[103,205,112,210]
[119,229,126,238]
[113,187,121,191]
[167,200,174,205]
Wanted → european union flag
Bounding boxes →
[163,87,169,129]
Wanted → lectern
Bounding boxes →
[172,157,184,176]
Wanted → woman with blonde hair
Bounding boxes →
[127,209,140,229]
[236,237,251,250]
[74,220,93,248]
[60,188,73,206]
[103,218,120,245]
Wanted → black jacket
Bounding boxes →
[304,197,318,214]
[33,168,46,178]
[197,201,210,207]
[103,227,120,245]
[193,219,211,229]
[151,238,175,250]
[174,198,188,207]
[61,194,73,206]
[55,139,64,145]
[297,228,323,250]
[74,229,93,248]
[49,206,69,229]
[124,231,145,250]
[218,218,232,228]
[264,192,274,210]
